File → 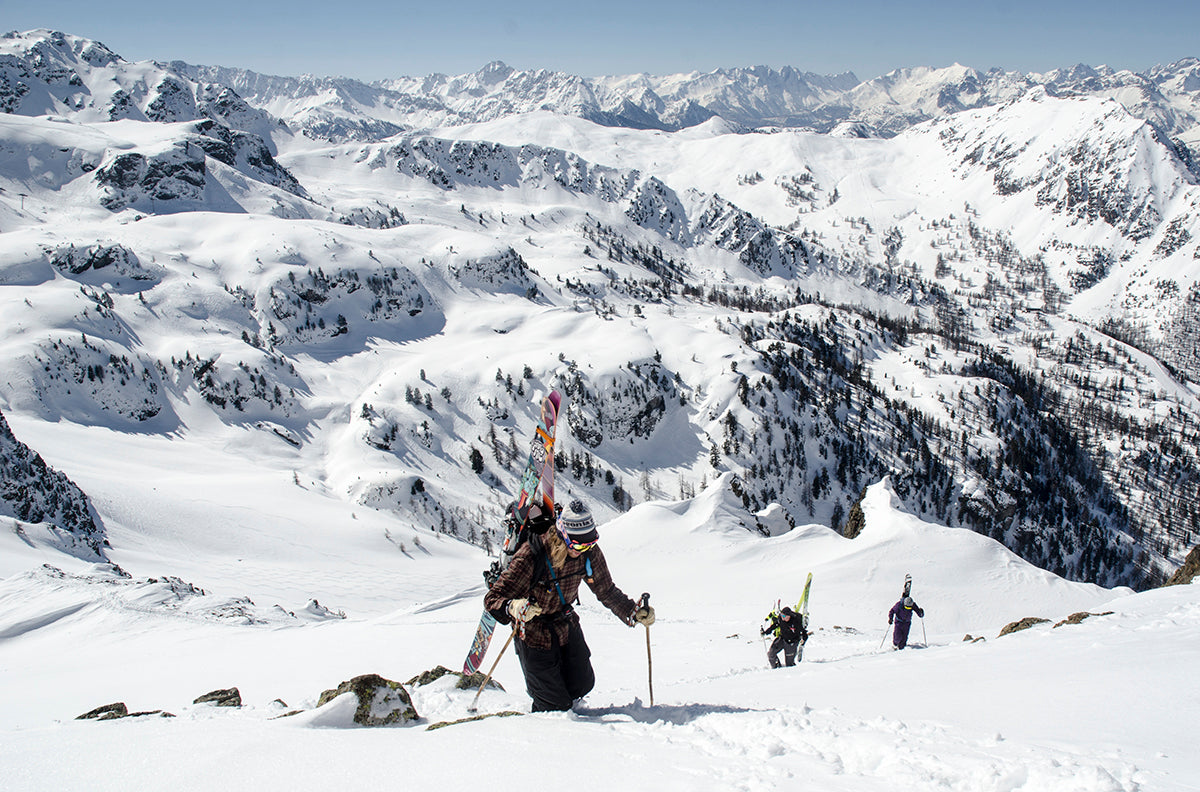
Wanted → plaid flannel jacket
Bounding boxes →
[484,538,636,650]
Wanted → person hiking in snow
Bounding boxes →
[484,500,655,712]
[761,606,807,667]
[888,596,925,650]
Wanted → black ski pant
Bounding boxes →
[514,618,595,712]
[768,637,801,668]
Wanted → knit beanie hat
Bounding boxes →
[559,500,599,545]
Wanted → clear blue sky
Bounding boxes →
[5,0,1197,81]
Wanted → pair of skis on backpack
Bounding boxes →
[765,572,813,633]
[463,390,562,676]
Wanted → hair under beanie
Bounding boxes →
[559,500,599,545]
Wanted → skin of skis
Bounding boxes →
[462,390,560,675]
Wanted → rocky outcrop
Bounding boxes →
[188,120,304,196]
[0,408,105,558]
[76,702,173,720]
[193,688,242,707]
[841,488,868,539]
[1053,611,1114,628]
[76,702,127,720]
[449,248,537,298]
[998,617,1051,637]
[1164,544,1200,586]
[49,243,157,283]
[94,141,206,211]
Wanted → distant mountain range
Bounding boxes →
[177,53,1200,151]
[4,29,1199,148]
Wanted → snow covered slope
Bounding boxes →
[1,477,1195,791]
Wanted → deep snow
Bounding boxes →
[2,464,1196,791]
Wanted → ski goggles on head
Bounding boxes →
[558,526,597,553]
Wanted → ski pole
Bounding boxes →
[879,624,890,649]
[468,627,516,713]
[640,593,654,707]
[920,615,927,647]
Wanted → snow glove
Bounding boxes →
[633,604,656,626]
[507,598,543,625]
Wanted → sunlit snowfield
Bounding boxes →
[2,449,1196,791]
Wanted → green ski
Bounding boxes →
[795,572,813,631]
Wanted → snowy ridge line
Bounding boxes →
[0,563,340,631]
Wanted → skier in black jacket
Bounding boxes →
[761,606,807,667]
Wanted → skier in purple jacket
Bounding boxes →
[888,596,925,649]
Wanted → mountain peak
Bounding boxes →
[476,60,514,85]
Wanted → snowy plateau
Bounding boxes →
[1,28,1199,792]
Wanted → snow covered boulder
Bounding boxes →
[298,598,345,621]
[316,674,418,727]
[406,665,504,692]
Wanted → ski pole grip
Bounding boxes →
[640,592,650,609]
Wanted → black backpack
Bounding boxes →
[483,503,557,588]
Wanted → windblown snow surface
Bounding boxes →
[1,456,1196,791]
